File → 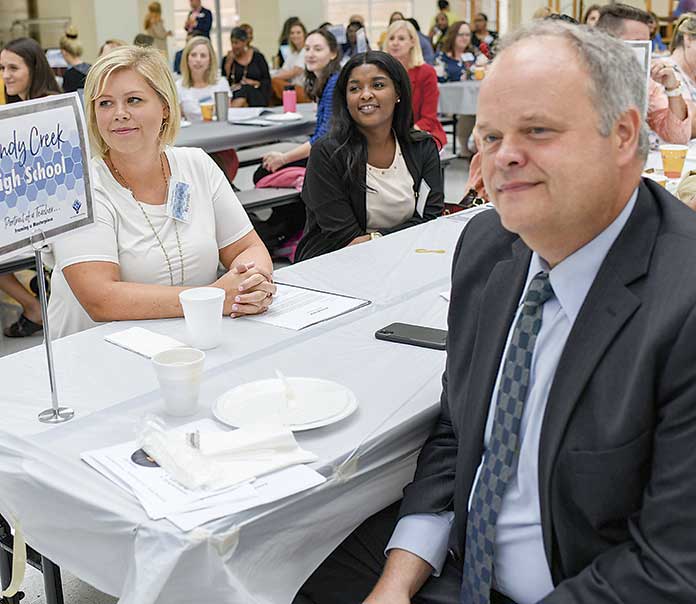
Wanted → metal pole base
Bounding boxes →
[38,407,74,424]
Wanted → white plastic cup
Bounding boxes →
[152,347,205,416]
[179,287,225,350]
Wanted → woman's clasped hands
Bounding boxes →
[213,261,276,318]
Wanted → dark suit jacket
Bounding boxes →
[400,180,696,602]
[185,7,212,38]
[295,135,444,262]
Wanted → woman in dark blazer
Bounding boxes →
[221,26,271,107]
[295,51,444,262]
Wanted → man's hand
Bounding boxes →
[363,549,433,604]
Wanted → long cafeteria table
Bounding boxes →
[0,207,490,604]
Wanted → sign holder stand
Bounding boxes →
[30,231,74,424]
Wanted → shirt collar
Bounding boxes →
[524,188,638,324]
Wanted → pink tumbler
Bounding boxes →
[282,86,297,113]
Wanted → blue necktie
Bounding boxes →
[461,271,554,604]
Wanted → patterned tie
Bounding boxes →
[461,271,554,604]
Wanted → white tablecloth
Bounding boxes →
[0,208,492,604]
[438,81,481,116]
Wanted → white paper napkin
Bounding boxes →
[104,327,186,358]
[140,425,317,491]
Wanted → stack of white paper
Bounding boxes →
[245,283,370,330]
[81,419,325,531]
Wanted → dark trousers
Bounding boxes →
[294,502,518,604]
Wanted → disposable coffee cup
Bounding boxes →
[152,347,205,417]
[642,172,667,188]
[214,91,229,121]
[659,144,688,178]
[179,287,225,350]
[200,101,214,121]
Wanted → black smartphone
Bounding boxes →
[375,322,447,351]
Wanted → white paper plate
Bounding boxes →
[263,112,303,122]
[213,378,358,431]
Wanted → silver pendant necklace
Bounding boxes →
[107,152,185,286]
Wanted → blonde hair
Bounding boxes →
[84,45,180,158]
[144,2,162,31]
[60,26,83,57]
[180,36,218,87]
[386,20,424,68]
[670,13,696,53]
[533,7,552,20]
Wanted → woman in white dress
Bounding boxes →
[177,36,230,122]
[48,45,274,338]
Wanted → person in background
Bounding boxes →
[649,11,667,53]
[271,20,309,104]
[173,29,203,74]
[275,17,302,68]
[434,20,478,83]
[378,12,405,50]
[434,20,480,159]
[583,4,601,26]
[134,33,155,47]
[257,28,342,178]
[177,36,229,121]
[0,38,61,337]
[597,4,692,145]
[144,1,173,58]
[221,27,271,107]
[386,20,447,149]
[429,12,449,52]
[342,20,370,64]
[471,12,497,58]
[253,29,342,254]
[239,23,256,49]
[184,0,212,38]
[296,51,443,261]
[408,18,436,64]
[349,15,366,27]
[666,13,696,137]
[60,26,90,93]
[430,0,457,28]
[49,45,274,338]
[98,39,127,57]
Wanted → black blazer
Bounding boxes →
[295,135,444,262]
[400,180,696,603]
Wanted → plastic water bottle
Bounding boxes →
[282,86,297,113]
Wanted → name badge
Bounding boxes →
[166,180,192,223]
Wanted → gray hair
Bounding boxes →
[495,21,649,160]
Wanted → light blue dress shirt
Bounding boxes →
[386,190,639,604]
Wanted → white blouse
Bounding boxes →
[48,147,253,337]
[281,48,306,87]
[176,76,230,121]
[365,138,416,232]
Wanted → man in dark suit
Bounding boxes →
[296,20,696,604]
[184,0,212,38]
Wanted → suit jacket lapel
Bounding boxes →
[538,183,660,572]
[459,239,531,476]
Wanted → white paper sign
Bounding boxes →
[0,93,94,259]
[625,40,651,114]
